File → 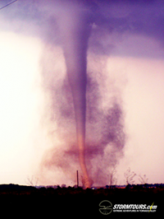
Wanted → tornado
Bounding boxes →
[56,4,92,188]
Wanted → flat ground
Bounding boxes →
[0,184,163,217]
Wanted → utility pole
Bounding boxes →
[77,170,79,187]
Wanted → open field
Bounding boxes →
[0,184,163,217]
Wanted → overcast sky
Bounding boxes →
[0,0,164,186]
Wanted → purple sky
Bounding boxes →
[0,0,164,186]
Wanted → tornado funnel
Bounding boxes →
[57,5,92,188]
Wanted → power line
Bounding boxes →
[0,0,18,10]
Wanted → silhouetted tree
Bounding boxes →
[26,175,38,187]
[124,168,136,185]
[138,174,148,184]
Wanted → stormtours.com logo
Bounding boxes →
[99,201,158,215]
[99,200,113,215]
